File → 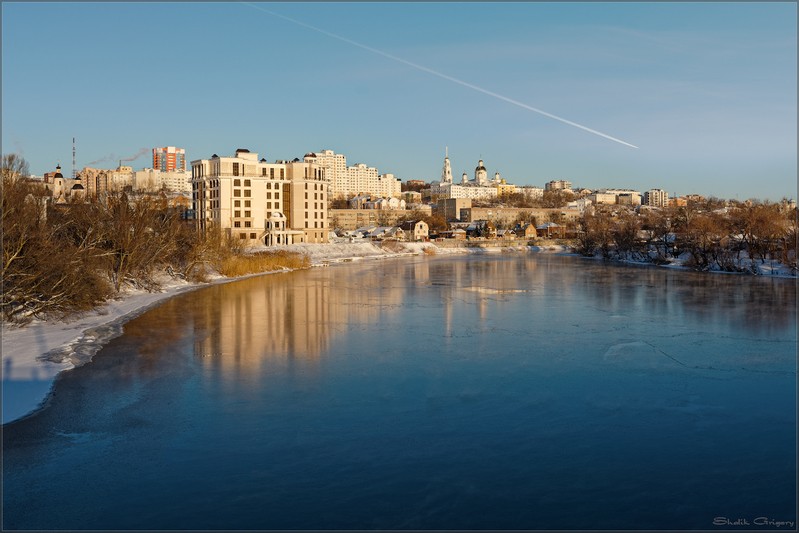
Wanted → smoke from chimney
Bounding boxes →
[87,147,150,167]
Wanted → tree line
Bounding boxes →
[575,200,797,274]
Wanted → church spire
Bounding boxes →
[441,147,453,184]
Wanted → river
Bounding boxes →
[3,254,796,530]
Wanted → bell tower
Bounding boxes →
[441,147,453,184]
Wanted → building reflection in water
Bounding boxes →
[187,254,794,380]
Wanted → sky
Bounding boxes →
[2,2,796,200]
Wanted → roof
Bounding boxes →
[398,220,425,230]
[235,148,250,153]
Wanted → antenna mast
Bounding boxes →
[72,137,77,179]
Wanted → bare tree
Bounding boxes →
[1,153,31,182]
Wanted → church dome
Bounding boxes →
[475,159,486,171]
[71,183,85,190]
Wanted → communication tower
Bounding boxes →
[72,137,77,179]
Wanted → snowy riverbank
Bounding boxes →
[1,241,513,424]
[5,240,788,425]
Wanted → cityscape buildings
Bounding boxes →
[304,149,401,199]
[428,150,503,201]
[191,148,328,245]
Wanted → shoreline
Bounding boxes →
[1,240,792,425]
[1,241,467,424]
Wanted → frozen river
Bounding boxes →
[3,254,796,529]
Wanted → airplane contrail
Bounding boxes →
[242,2,639,149]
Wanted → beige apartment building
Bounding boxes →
[643,188,669,207]
[191,148,328,245]
[304,149,401,199]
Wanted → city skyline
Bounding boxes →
[2,2,796,200]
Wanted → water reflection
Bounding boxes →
[3,254,795,531]
[187,256,794,376]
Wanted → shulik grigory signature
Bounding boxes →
[714,517,795,528]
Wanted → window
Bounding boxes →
[266,182,271,189]
[305,202,308,209]
[234,190,241,197]
[233,163,240,176]
[305,221,309,228]
[245,200,250,207]
[250,233,256,239]
[262,168,267,176]
[305,192,308,199]
[280,169,284,179]
[244,190,251,197]
[244,179,251,187]
[245,211,251,218]
[234,210,241,217]
[270,168,275,179]
[244,221,251,228]
[274,193,279,199]
[266,202,271,209]
[234,221,241,228]
[267,192,272,199]
[234,179,241,186]
[239,233,246,239]
[235,200,240,207]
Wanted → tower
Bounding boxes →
[72,137,77,179]
[441,146,453,184]
[475,159,488,186]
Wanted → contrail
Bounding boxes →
[242,3,639,149]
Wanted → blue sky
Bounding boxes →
[2,2,796,200]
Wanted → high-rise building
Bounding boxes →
[643,188,669,207]
[191,148,328,245]
[304,149,400,198]
[153,146,186,172]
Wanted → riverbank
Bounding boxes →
[4,239,790,425]
[2,241,570,424]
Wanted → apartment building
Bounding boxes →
[643,188,669,207]
[191,149,328,245]
[153,146,187,172]
[304,149,401,198]
[545,180,573,191]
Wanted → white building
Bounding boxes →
[545,180,572,191]
[304,149,401,199]
[428,150,502,201]
[517,186,544,201]
[643,188,669,207]
[192,148,328,246]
